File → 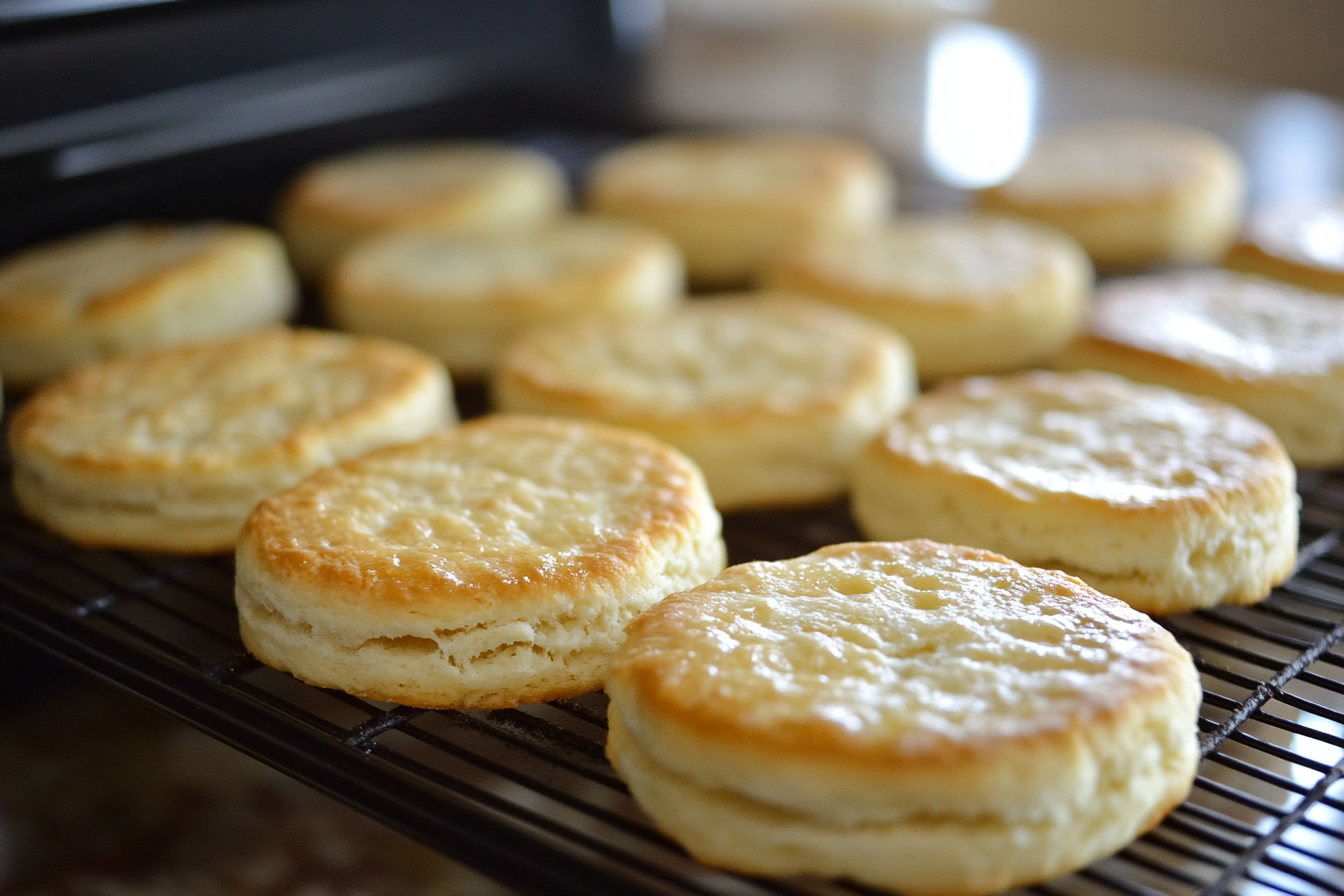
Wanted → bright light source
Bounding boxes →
[923,22,1036,189]
[1246,91,1344,205]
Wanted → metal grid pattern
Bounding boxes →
[2,423,1344,896]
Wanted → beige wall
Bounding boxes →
[990,0,1344,98]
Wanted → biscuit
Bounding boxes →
[236,415,726,709]
[493,294,915,510]
[328,217,683,378]
[977,120,1245,270]
[851,371,1298,615]
[9,329,453,554]
[762,215,1092,379]
[277,141,568,279]
[607,539,1202,896]
[0,222,296,389]
[586,132,893,289]
[1223,195,1344,296]
[1056,270,1344,468]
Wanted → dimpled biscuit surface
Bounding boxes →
[237,416,725,709]
[607,540,1201,895]
[891,374,1273,505]
[15,330,439,470]
[495,295,915,509]
[852,372,1298,614]
[502,297,878,414]
[1079,271,1344,377]
[763,216,1092,378]
[1056,271,1344,466]
[10,328,451,552]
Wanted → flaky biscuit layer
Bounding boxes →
[9,329,453,552]
[763,215,1092,379]
[852,371,1298,614]
[1057,270,1344,467]
[607,540,1200,895]
[237,416,726,708]
[494,294,915,510]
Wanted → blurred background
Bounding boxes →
[644,0,1344,206]
[4,0,1344,253]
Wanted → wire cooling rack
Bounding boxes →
[2,411,1344,896]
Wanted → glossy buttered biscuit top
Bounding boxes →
[235,415,726,709]
[852,371,1298,615]
[606,539,1201,896]
[1224,194,1344,296]
[494,294,915,510]
[762,215,1092,379]
[1057,270,1344,466]
[9,328,453,553]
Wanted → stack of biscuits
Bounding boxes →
[3,117,1332,895]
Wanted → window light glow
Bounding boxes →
[923,22,1036,189]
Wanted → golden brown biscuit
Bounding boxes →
[9,329,453,553]
[607,539,1201,896]
[277,141,568,279]
[0,222,296,389]
[762,215,1092,379]
[586,132,893,289]
[851,371,1298,615]
[1223,195,1344,296]
[236,415,726,709]
[328,217,683,377]
[978,120,1245,270]
[493,294,915,510]
[1056,270,1344,467]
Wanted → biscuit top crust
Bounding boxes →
[285,142,563,225]
[336,218,677,303]
[987,121,1234,207]
[587,133,890,211]
[242,415,716,602]
[0,222,259,326]
[876,371,1285,506]
[614,539,1190,762]
[10,329,444,473]
[1240,196,1344,272]
[773,216,1084,303]
[498,294,905,419]
[1086,270,1344,378]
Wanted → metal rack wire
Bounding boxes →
[2,418,1344,895]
